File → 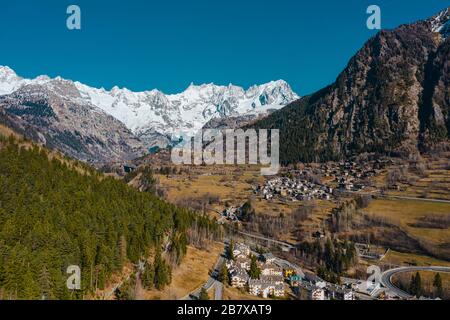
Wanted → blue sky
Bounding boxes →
[0,0,447,95]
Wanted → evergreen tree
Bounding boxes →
[433,273,443,298]
[410,272,423,297]
[218,264,229,285]
[226,240,235,261]
[154,248,171,290]
[248,255,261,279]
[199,287,209,300]
[0,134,218,299]
[141,263,155,290]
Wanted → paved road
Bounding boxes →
[381,266,450,299]
[214,281,223,300]
[181,252,225,300]
[234,230,295,250]
[349,190,450,204]
[380,195,450,204]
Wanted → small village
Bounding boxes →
[254,176,333,202]
[253,159,394,203]
[225,242,360,300]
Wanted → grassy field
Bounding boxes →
[383,250,450,268]
[392,270,450,298]
[380,156,450,200]
[222,286,266,300]
[154,164,359,245]
[361,199,450,247]
[143,242,224,300]
[155,165,262,209]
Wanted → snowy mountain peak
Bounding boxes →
[430,7,450,38]
[0,66,299,147]
[0,66,20,81]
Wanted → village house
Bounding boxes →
[261,263,283,277]
[256,176,333,203]
[261,253,276,264]
[248,278,285,298]
[233,243,251,258]
[298,282,326,300]
[222,206,241,221]
[288,274,302,287]
[230,268,249,288]
[326,284,354,300]
[304,273,327,289]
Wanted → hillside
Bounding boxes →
[250,7,450,164]
[0,130,217,299]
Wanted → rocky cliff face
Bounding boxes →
[250,7,450,164]
[0,81,147,165]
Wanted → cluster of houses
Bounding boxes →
[221,206,242,221]
[255,177,333,202]
[226,243,288,298]
[226,243,358,300]
[319,160,392,191]
[255,159,394,202]
[295,274,355,300]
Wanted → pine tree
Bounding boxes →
[0,134,219,299]
[227,240,235,261]
[248,255,261,279]
[218,264,229,285]
[433,273,443,298]
[410,272,423,297]
[141,263,155,289]
[154,249,171,290]
[199,287,209,300]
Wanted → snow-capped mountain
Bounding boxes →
[429,7,450,38]
[0,76,147,164]
[0,66,299,148]
[75,79,299,147]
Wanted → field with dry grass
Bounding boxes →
[362,199,450,248]
[222,286,267,300]
[155,164,340,242]
[392,270,450,299]
[383,250,450,268]
[143,242,224,300]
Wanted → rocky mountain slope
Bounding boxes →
[250,7,450,164]
[75,79,298,147]
[0,66,298,150]
[0,80,146,164]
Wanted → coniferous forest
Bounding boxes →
[0,134,219,299]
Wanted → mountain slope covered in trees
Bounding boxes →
[250,7,450,164]
[0,132,218,299]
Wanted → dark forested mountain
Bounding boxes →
[0,132,218,299]
[250,7,450,164]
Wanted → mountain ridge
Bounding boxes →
[0,67,298,146]
[248,6,450,164]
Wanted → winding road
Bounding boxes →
[381,266,450,299]
[180,252,225,300]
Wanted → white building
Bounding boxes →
[233,243,250,258]
[300,283,326,300]
[261,264,283,277]
[230,268,249,288]
[248,279,285,298]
